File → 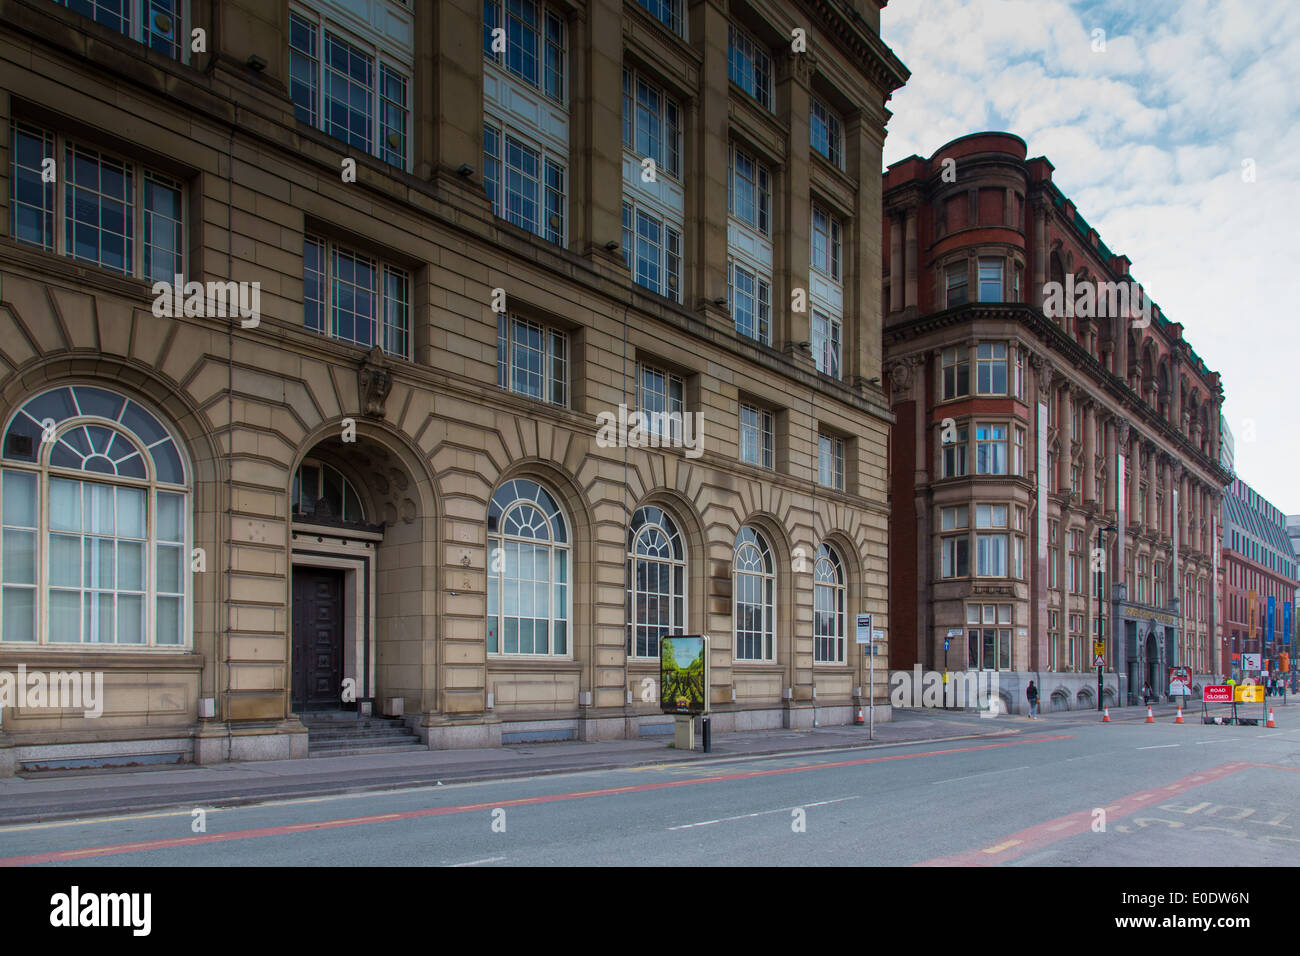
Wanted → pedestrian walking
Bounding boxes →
[1142,681,1153,704]
[1026,680,1039,718]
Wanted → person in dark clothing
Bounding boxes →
[1026,680,1039,718]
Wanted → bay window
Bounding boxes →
[975,423,1007,475]
[941,346,970,399]
[978,258,1003,302]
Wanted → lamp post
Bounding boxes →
[1096,524,1118,711]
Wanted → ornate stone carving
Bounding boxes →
[1115,417,1131,447]
[1030,352,1054,392]
[358,346,393,419]
[886,354,922,395]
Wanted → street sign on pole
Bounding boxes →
[1093,654,1105,668]
[855,613,872,645]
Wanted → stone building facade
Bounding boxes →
[0,0,905,771]
[883,133,1231,714]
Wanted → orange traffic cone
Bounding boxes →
[1145,706,1155,723]
[1175,706,1184,724]
[1267,709,1276,729]
[854,707,864,726]
[1102,707,1110,722]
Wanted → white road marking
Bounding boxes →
[449,856,507,867]
[1195,738,1242,744]
[1138,744,1180,750]
[931,765,1029,784]
[667,795,861,830]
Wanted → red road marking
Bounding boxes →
[0,734,1071,866]
[914,760,1293,866]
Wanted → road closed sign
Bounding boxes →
[1203,685,1233,703]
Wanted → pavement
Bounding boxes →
[0,700,1286,826]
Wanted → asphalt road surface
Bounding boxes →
[2,712,1298,866]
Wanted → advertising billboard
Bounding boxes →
[660,635,709,715]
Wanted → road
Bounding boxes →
[2,712,1298,866]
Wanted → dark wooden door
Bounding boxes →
[292,567,344,709]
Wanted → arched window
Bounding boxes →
[0,385,188,645]
[626,505,685,659]
[733,526,774,661]
[814,543,845,663]
[487,478,569,656]
[293,459,365,523]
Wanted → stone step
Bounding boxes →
[307,743,427,758]
[306,733,418,749]
[309,733,421,750]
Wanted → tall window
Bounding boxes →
[810,97,843,169]
[1067,529,1084,594]
[941,505,969,579]
[814,544,845,663]
[978,258,1003,302]
[484,122,566,245]
[51,0,186,59]
[496,314,568,406]
[811,311,841,379]
[975,423,1007,475]
[304,236,410,358]
[1,386,188,646]
[976,343,1007,394]
[810,205,842,281]
[10,122,183,280]
[290,3,412,168]
[1012,426,1026,476]
[941,347,970,400]
[487,478,569,656]
[626,506,685,659]
[941,426,968,478]
[728,23,771,109]
[975,504,1008,577]
[733,526,774,661]
[623,68,681,179]
[739,403,773,470]
[637,363,684,442]
[634,0,683,36]
[729,262,771,344]
[729,145,771,234]
[967,603,1012,670]
[946,262,968,307]
[818,433,844,490]
[623,203,681,300]
[483,0,565,102]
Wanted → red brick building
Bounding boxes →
[883,132,1232,712]
[1220,478,1295,681]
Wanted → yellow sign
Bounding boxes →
[1093,641,1105,656]
[1235,685,1265,703]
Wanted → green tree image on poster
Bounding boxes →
[660,636,707,714]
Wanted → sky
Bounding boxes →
[879,0,1300,517]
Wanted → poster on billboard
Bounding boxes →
[660,635,709,715]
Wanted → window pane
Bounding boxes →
[2,586,35,642]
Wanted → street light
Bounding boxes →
[1096,524,1118,712]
